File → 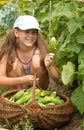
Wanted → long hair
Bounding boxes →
[37,31,48,59]
[0,30,17,71]
[0,30,48,70]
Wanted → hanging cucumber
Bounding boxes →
[48,36,57,53]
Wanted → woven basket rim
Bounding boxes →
[1,89,72,108]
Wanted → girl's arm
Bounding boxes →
[46,63,59,81]
[0,55,38,87]
[0,75,35,87]
[44,53,59,81]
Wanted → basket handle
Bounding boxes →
[32,73,37,102]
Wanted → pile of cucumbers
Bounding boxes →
[8,87,64,107]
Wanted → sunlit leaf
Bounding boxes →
[61,62,76,86]
[71,87,84,114]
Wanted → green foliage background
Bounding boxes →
[0,0,84,114]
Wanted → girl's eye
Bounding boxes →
[32,31,38,34]
[23,30,38,35]
[24,30,29,33]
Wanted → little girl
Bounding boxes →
[0,15,59,90]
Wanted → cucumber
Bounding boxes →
[40,90,51,97]
[46,102,55,106]
[26,87,33,93]
[38,96,51,104]
[51,97,64,105]
[36,89,41,96]
[49,37,57,53]
[15,94,32,104]
[50,91,56,98]
[37,102,46,107]
[11,90,25,100]
[27,98,32,104]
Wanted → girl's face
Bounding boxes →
[14,28,38,48]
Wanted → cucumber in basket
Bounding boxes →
[8,88,64,106]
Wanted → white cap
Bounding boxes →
[13,15,40,30]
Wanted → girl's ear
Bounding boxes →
[13,29,19,38]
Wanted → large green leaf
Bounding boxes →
[71,87,84,114]
[61,61,76,86]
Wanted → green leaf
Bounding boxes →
[78,49,84,64]
[76,32,84,44]
[78,60,84,76]
[71,87,84,114]
[61,61,76,86]
[57,3,74,18]
[78,49,84,78]
[67,18,83,34]
[82,79,84,93]
[64,42,81,54]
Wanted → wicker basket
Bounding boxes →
[0,88,73,129]
[0,89,28,123]
[26,93,73,129]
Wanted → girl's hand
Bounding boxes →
[23,75,39,85]
[44,53,55,68]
